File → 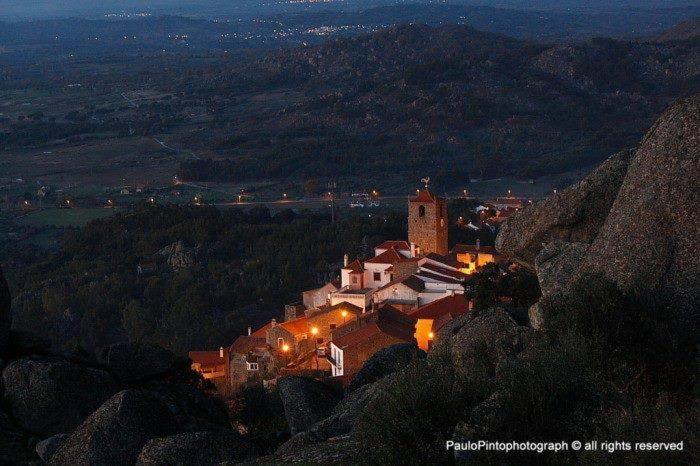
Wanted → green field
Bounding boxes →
[17,207,116,227]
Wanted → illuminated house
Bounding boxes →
[328,305,416,377]
[265,317,311,355]
[304,302,363,342]
[189,347,229,386]
[408,293,471,351]
[452,241,500,274]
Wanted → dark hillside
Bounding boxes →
[176,24,698,185]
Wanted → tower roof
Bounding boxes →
[410,189,442,203]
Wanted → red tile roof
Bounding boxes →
[279,316,309,335]
[188,350,225,367]
[409,294,471,320]
[410,189,441,203]
[342,259,364,273]
[366,247,405,264]
[375,240,411,251]
[332,323,383,348]
[250,323,271,338]
[229,336,268,355]
[310,301,364,317]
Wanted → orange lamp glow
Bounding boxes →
[282,344,290,353]
[311,327,319,336]
[428,332,434,339]
[341,310,348,318]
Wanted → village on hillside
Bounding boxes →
[188,181,530,395]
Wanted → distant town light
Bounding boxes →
[311,327,319,336]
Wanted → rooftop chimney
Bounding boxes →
[476,239,481,250]
[247,326,251,336]
[410,242,417,258]
[219,347,224,358]
[343,254,349,267]
[271,318,277,327]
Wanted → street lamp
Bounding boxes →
[341,310,348,323]
[282,343,290,353]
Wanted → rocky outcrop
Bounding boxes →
[496,95,699,326]
[534,241,590,297]
[36,434,69,463]
[158,240,195,269]
[0,267,10,355]
[495,149,633,266]
[277,376,342,435]
[141,380,231,432]
[432,308,534,378]
[579,95,699,321]
[50,390,178,465]
[137,431,254,465]
[95,342,187,383]
[346,342,425,393]
[265,435,358,464]
[2,357,118,436]
[275,378,387,456]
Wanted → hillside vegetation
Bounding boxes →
[177,24,698,186]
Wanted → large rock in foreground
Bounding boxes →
[346,342,425,393]
[50,390,178,465]
[495,149,633,266]
[433,308,533,378]
[2,357,118,436]
[96,342,186,383]
[137,431,253,465]
[275,378,387,457]
[277,376,342,435]
[580,94,699,321]
[534,241,590,298]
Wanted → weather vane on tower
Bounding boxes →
[421,177,430,189]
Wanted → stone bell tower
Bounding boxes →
[408,179,448,256]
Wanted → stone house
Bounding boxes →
[228,335,275,390]
[304,301,363,343]
[328,305,416,377]
[265,317,312,355]
[302,280,340,309]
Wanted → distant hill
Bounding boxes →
[177,24,698,186]
[655,17,700,42]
